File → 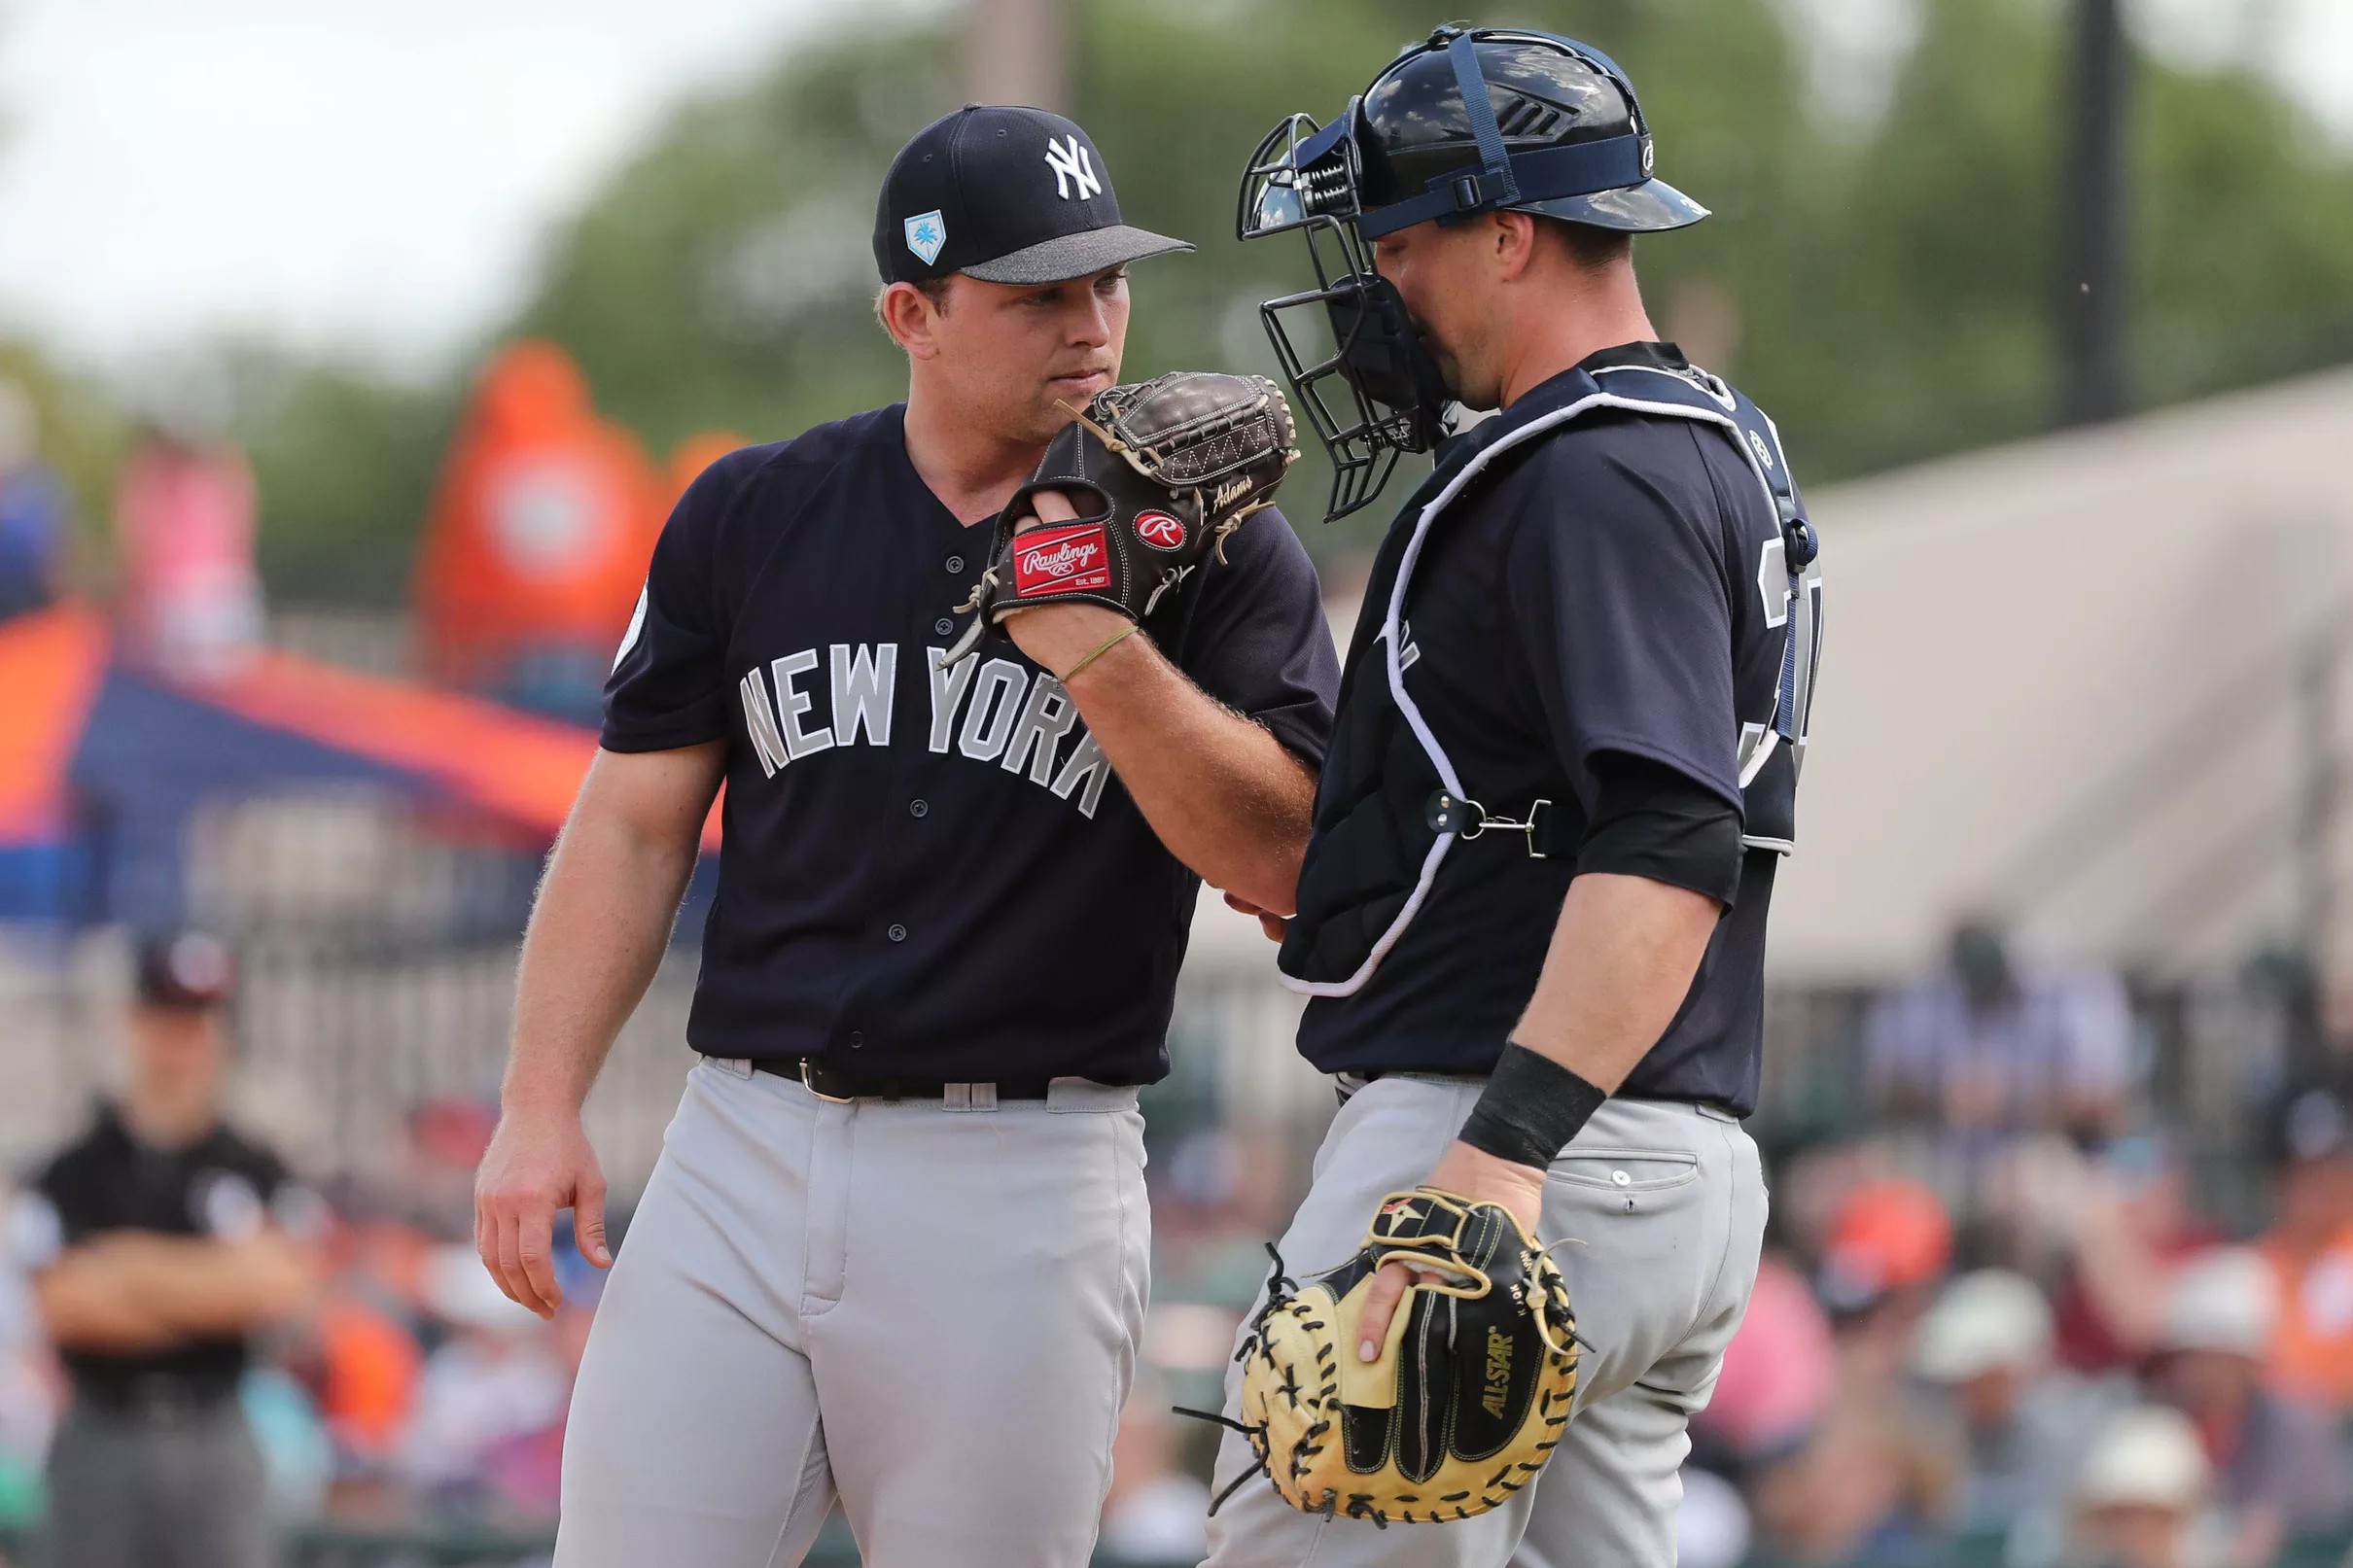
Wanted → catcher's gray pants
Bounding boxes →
[555,1055,1149,1568]
[1201,1075,1768,1568]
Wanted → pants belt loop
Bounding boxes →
[942,1083,999,1112]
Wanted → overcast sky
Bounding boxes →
[0,0,2345,381]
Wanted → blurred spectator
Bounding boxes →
[0,1186,54,1536]
[2062,1405,2219,1568]
[0,378,67,621]
[308,1289,422,1476]
[1814,1176,1952,1326]
[399,1098,499,1241]
[1100,1369,1209,1563]
[2020,1133,2224,1374]
[399,1245,568,1517]
[412,340,658,723]
[1747,1180,1959,1565]
[1696,1249,1836,1468]
[9,932,322,1568]
[1913,1269,2119,1531]
[1152,1127,1299,1312]
[1676,1464,1754,1568]
[2144,1248,2348,1567]
[2257,1081,2353,1410]
[1865,919,2138,1148]
[240,1362,333,1521]
[114,423,263,679]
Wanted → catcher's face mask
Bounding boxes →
[1237,107,1450,523]
[1239,28,1702,523]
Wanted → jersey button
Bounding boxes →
[848,1030,865,1050]
[945,554,966,574]
[933,617,954,637]
[887,923,908,943]
[909,799,930,819]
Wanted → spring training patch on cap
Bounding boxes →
[904,210,947,266]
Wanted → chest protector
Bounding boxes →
[1278,360,1821,995]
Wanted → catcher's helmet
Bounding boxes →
[1238,27,1705,519]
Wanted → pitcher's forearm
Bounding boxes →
[1063,633,1316,912]
[507,814,700,1113]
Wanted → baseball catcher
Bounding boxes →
[1197,24,1824,1567]
[1210,1188,1579,1527]
[942,370,1298,667]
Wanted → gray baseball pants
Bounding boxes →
[554,1055,1150,1568]
[1201,1075,1768,1568]
[44,1397,274,1568]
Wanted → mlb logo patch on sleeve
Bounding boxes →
[1013,523,1112,596]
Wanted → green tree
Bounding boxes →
[229,349,453,606]
[233,0,2353,600]
[0,339,127,579]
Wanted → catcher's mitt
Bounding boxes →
[939,370,1298,667]
[1207,1187,1579,1527]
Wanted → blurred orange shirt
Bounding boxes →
[317,1296,422,1457]
[413,341,658,690]
[2263,1226,2353,1408]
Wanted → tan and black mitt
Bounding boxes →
[1212,1187,1579,1527]
[940,370,1298,666]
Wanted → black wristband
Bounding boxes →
[1457,1045,1609,1169]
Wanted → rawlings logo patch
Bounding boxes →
[1014,523,1112,595]
[1136,509,1186,550]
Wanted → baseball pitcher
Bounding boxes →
[473,104,1338,1568]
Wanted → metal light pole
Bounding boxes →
[962,0,1070,112]
[2056,0,2131,428]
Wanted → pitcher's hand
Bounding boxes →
[1222,890,1289,943]
[474,1105,610,1319]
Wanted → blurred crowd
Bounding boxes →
[7,344,2353,1563]
[1681,924,2353,1568]
[0,350,740,725]
[9,919,2353,1567]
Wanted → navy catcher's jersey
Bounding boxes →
[604,404,1338,1084]
[1294,343,1810,1113]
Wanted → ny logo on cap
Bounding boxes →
[1043,135,1102,202]
[904,210,947,265]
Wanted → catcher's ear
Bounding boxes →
[876,281,948,360]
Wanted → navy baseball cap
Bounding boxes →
[874,104,1193,287]
[135,931,235,1010]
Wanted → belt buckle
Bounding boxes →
[799,1060,856,1104]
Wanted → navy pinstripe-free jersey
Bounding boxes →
[603,403,1339,1083]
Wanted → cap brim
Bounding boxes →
[1519,178,1709,234]
[961,226,1194,284]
